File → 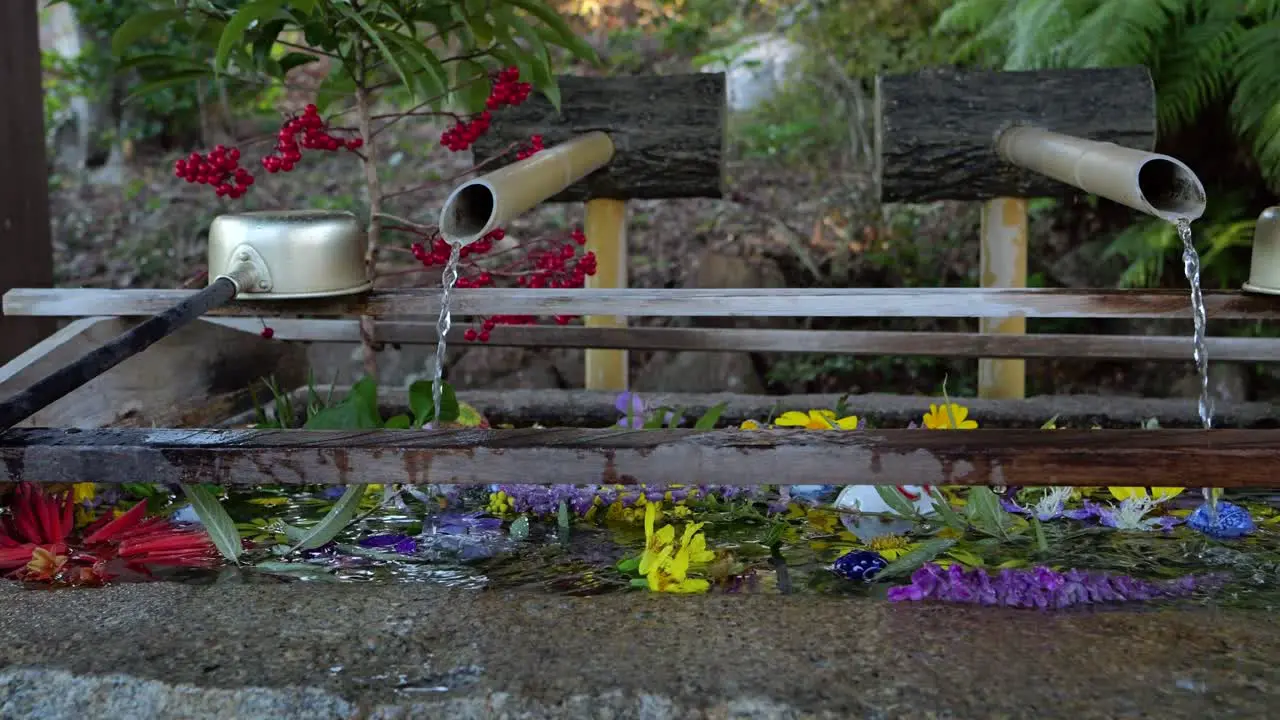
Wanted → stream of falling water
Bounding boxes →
[1176,217,1219,520]
[431,242,463,428]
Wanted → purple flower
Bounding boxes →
[426,511,503,536]
[887,562,1208,609]
[615,392,648,429]
[359,534,418,554]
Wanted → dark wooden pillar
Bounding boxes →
[0,2,56,365]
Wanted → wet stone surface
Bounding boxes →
[0,582,1278,718]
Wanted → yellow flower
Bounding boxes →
[72,483,95,504]
[922,403,978,430]
[739,419,762,430]
[775,409,859,430]
[646,545,711,593]
[1108,487,1184,502]
[638,503,676,575]
[679,522,716,564]
[868,534,917,560]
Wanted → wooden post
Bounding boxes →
[583,198,628,390]
[978,198,1029,399]
[0,2,56,365]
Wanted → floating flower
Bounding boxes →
[1108,487,1184,502]
[426,511,503,536]
[1095,496,1181,532]
[630,502,713,593]
[1187,501,1255,539]
[638,503,676,576]
[0,483,220,586]
[832,550,887,581]
[358,534,418,554]
[775,410,859,430]
[922,403,978,430]
[888,562,1207,609]
[868,533,918,560]
[1001,487,1091,522]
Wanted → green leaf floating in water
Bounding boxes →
[284,485,366,551]
[928,487,967,531]
[179,484,244,563]
[875,486,920,519]
[966,487,1012,538]
[875,538,957,580]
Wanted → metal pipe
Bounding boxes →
[0,273,247,431]
[995,126,1207,222]
[438,132,616,246]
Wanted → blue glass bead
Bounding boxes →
[832,550,888,582]
[1187,501,1255,539]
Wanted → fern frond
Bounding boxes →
[1099,218,1178,288]
[1229,16,1280,189]
[1154,8,1242,133]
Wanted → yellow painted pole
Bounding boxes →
[583,198,629,391]
[978,197,1029,399]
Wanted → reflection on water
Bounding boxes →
[200,486,1280,611]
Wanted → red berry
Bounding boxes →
[478,330,491,342]
[464,328,478,342]
[261,327,275,339]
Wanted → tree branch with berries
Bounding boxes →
[111,0,602,373]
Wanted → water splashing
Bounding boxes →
[1176,217,1218,519]
[431,242,463,428]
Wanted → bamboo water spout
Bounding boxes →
[438,132,615,246]
[995,126,1207,222]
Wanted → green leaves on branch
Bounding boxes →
[110,0,599,114]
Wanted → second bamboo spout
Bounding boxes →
[995,126,1207,222]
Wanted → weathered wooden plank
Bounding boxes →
[470,73,725,201]
[220,387,1280,431]
[0,316,307,429]
[203,318,1280,362]
[1,427,1278,488]
[0,1,57,364]
[876,67,1156,203]
[8,287,1280,320]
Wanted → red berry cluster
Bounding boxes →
[410,228,504,269]
[458,229,596,343]
[440,111,492,152]
[440,66,532,152]
[262,104,361,174]
[174,145,254,198]
[486,66,532,109]
[515,134,545,161]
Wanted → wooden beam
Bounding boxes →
[875,67,1156,203]
[470,73,725,201]
[201,318,1280,362]
[0,1,56,364]
[979,198,1029,399]
[2,427,1278,488]
[8,287,1280,320]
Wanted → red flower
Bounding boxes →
[0,483,222,586]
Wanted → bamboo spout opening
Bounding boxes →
[440,183,497,239]
[995,126,1207,222]
[439,132,616,246]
